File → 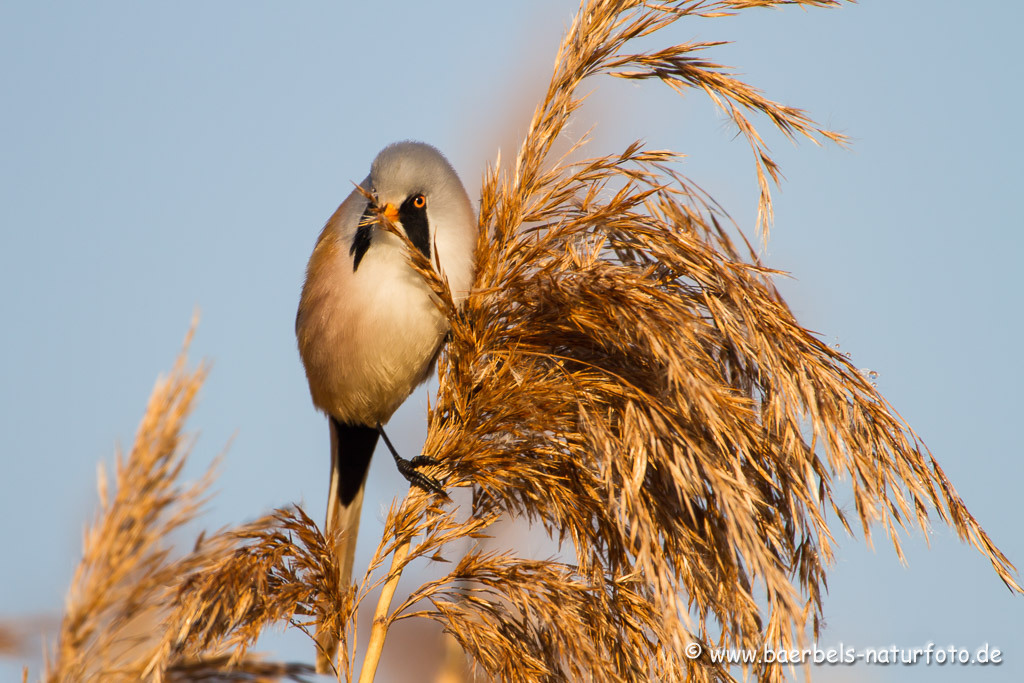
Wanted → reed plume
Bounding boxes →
[43,323,315,683]
[339,1,1021,680]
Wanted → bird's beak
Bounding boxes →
[382,203,399,222]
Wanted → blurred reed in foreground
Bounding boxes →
[30,1,1021,682]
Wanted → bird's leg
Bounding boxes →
[375,423,448,497]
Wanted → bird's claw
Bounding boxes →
[394,455,448,498]
[376,423,449,499]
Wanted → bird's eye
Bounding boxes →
[412,194,426,209]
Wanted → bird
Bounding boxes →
[295,141,477,672]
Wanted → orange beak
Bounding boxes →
[382,203,399,222]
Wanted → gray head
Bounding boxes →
[366,141,468,237]
[370,141,466,207]
[360,141,476,285]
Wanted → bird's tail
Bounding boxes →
[316,417,377,674]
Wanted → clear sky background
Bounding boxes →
[1,1,1021,681]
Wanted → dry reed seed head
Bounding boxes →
[46,322,221,683]
[46,324,318,683]
[361,1,1019,681]
[152,508,354,673]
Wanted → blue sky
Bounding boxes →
[1,2,1021,681]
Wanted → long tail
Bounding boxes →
[316,417,377,674]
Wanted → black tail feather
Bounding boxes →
[330,417,378,505]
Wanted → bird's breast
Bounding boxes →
[297,231,447,426]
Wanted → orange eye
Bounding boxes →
[412,194,426,209]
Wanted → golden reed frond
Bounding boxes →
[145,507,344,682]
[345,1,1020,681]
[45,321,212,682]
[42,322,315,683]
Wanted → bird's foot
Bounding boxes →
[376,423,449,499]
[393,454,448,498]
